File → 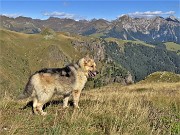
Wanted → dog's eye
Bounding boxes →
[91,66,94,68]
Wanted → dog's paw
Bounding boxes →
[74,106,80,109]
[63,106,69,109]
[41,112,47,116]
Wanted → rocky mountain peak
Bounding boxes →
[48,17,59,20]
[152,16,165,22]
[166,15,179,23]
[91,19,110,25]
[91,18,98,22]
[118,15,132,22]
[15,16,33,22]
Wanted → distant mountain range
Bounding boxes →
[1,15,180,43]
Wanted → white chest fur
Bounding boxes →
[73,71,87,90]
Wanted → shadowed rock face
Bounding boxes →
[1,15,180,43]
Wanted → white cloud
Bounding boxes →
[43,11,85,20]
[1,13,22,18]
[43,11,74,18]
[120,11,175,18]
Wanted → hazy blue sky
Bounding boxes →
[1,0,179,20]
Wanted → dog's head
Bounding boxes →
[78,56,98,78]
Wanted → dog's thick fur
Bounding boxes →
[18,56,97,115]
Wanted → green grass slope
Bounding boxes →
[141,71,180,83]
[0,29,81,98]
[165,42,180,55]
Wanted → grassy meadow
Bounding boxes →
[0,82,180,135]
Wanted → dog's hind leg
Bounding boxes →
[32,95,47,115]
[32,97,46,115]
[33,97,39,115]
[63,95,70,108]
[35,90,54,115]
[36,102,47,116]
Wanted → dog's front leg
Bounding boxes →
[72,90,81,108]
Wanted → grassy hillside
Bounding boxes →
[0,29,131,98]
[105,38,155,49]
[165,42,180,55]
[141,71,180,83]
[0,29,82,98]
[1,29,180,97]
[0,82,180,135]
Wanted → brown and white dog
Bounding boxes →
[18,56,98,115]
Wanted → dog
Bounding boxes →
[18,56,98,115]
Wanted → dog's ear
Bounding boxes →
[84,54,90,60]
[84,54,94,60]
[84,55,90,64]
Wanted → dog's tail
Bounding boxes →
[17,93,30,100]
[17,77,34,100]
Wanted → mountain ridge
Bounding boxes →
[1,15,180,43]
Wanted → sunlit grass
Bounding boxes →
[0,82,179,135]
